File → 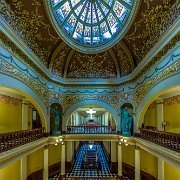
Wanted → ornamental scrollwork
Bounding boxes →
[0,94,21,105]
[134,61,180,105]
[63,94,120,113]
[0,58,49,107]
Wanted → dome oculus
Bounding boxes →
[49,0,138,53]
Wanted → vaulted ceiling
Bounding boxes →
[1,0,178,81]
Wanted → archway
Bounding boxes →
[135,74,180,132]
[0,73,48,131]
[63,99,120,131]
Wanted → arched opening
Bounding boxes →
[138,86,180,133]
[66,104,117,134]
[0,86,46,133]
[0,73,48,131]
[64,99,120,132]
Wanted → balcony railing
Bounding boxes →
[138,128,180,152]
[0,128,45,153]
[66,126,117,134]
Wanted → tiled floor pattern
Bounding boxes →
[49,144,131,179]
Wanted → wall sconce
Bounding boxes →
[118,138,128,146]
[55,138,64,145]
[162,121,167,132]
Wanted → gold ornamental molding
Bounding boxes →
[0,94,21,105]
[134,60,180,105]
[0,58,49,107]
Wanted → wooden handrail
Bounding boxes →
[0,128,45,153]
[138,128,180,152]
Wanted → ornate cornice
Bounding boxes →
[0,94,21,105]
[136,138,180,169]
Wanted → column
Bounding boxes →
[156,99,164,131]
[158,158,164,180]
[20,101,29,180]
[20,157,27,180]
[118,143,122,177]
[135,146,140,180]
[61,143,66,177]
[43,145,49,180]
[110,141,117,173]
[22,100,29,130]
[67,141,73,162]
[156,99,165,180]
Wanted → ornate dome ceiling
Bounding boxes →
[47,0,139,53]
[1,0,178,83]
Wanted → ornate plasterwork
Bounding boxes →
[63,94,120,113]
[66,51,117,79]
[124,0,179,62]
[0,58,49,106]
[163,95,180,105]
[113,42,134,77]
[0,94,21,105]
[51,44,71,77]
[134,61,180,105]
[0,0,60,65]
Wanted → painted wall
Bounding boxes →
[144,107,157,127]
[103,141,110,153]
[140,149,158,178]
[122,145,135,166]
[0,160,20,180]
[164,103,180,133]
[164,162,180,180]
[27,148,44,176]
[0,100,22,133]
[49,144,61,166]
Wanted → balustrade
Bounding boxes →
[138,128,180,152]
[66,126,117,134]
[0,128,45,153]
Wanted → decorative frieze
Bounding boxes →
[0,94,21,105]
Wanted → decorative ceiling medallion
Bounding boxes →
[46,0,139,53]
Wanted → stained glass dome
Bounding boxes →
[48,0,138,53]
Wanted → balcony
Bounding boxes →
[137,128,180,153]
[66,126,117,134]
[0,128,46,153]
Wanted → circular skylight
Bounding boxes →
[48,0,138,53]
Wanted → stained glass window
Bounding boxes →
[49,0,137,53]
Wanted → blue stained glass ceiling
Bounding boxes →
[48,0,138,53]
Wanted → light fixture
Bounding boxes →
[54,137,64,146]
[86,108,96,114]
[118,138,128,146]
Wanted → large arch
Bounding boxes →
[63,99,120,131]
[0,73,49,131]
[135,73,180,132]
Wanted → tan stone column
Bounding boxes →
[118,143,122,177]
[135,146,140,180]
[20,157,27,180]
[156,99,164,131]
[43,145,49,180]
[61,143,66,176]
[156,100,165,180]
[158,158,164,180]
[20,101,29,180]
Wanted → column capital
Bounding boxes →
[135,145,140,150]
[44,145,49,150]
[22,100,30,105]
[156,99,164,104]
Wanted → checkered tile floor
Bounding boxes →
[49,144,131,179]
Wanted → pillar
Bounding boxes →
[156,99,164,131]
[118,144,122,177]
[135,146,140,180]
[156,99,165,180]
[20,101,29,180]
[22,100,29,130]
[20,157,27,180]
[61,143,66,176]
[43,145,49,180]
[158,158,164,180]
